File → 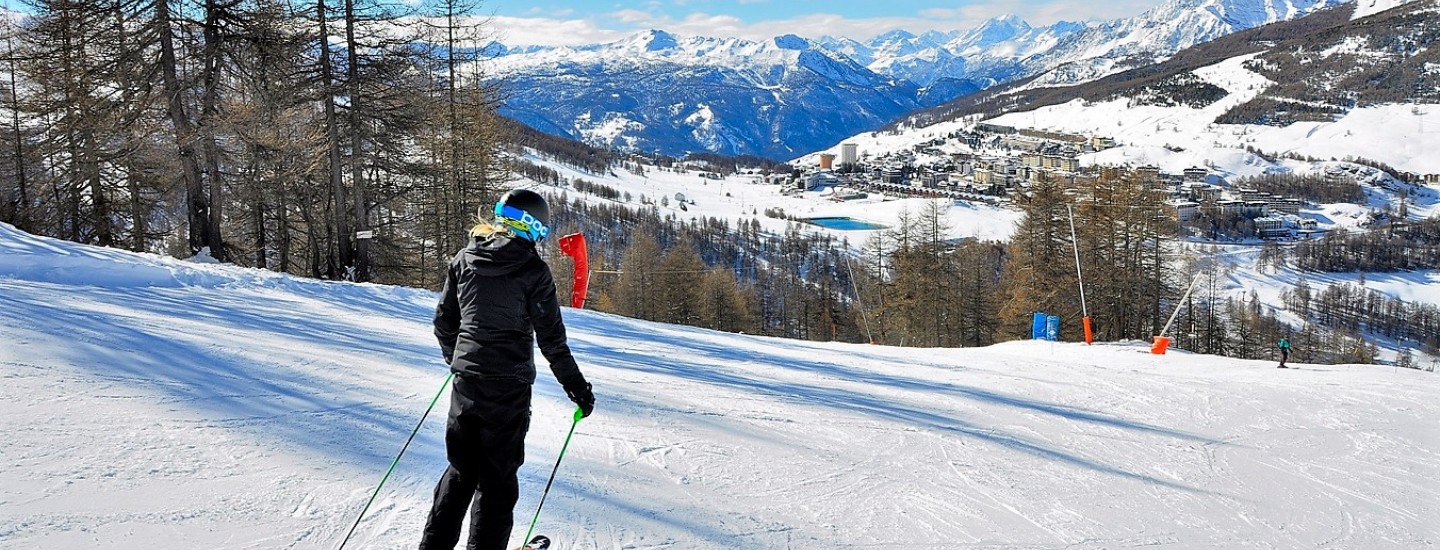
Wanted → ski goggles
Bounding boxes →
[495,204,550,242]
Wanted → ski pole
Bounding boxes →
[521,407,585,547]
[336,371,454,550]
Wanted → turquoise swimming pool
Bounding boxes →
[804,217,888,230]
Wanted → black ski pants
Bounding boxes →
[419,376,531,550]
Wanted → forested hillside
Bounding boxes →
[0,1,509,284]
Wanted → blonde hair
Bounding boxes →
[469,220,517,238]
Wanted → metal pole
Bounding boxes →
[1067,204,1088,318]
[1160,274,1202,338]
[1068,204,1094,344]
[521,407,585,547]
[336,371,454,550]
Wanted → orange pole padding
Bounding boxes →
[1082,316,1093,345]
[1151,336,1171,355]
[557,233,589,309]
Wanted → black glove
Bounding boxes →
[564,380,595,418]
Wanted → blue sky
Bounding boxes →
[485,0,1160,46]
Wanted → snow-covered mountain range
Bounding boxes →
[1015,0,1350,87]
[490,31,921,161]
[485,0,1393,159]
[809,0,1438,177]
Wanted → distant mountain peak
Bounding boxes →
[873,29,918,42]
[774,34,811,50]
[960,14,1035,46]
[627,29,680,52]
[1050,20,1090,33]
[981,14,1033,31]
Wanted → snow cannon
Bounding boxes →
[1151,336,1171,355]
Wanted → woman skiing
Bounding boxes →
[420,189,595,550]
[1277,336,1292,368]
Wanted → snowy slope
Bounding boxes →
[984,53,1440,177]
[3,224,1439,549]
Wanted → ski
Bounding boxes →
[516,534,550,550]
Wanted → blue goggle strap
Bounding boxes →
[495,204,550,241]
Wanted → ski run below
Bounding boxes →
[1,222,1436,549]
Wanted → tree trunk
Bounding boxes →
[81,127,110,246]
[317,0,350,279]
[127,171,146,252]
[4,33,27,231]
[155,0,210,257]
[343,0,368,281]
[200,0,224,260]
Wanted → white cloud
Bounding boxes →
[491,16,630,46]
[494,0,1160,46]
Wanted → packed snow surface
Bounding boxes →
[1,222,1436,549]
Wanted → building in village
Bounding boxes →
[793,126,1320,233]
[839,143,859,168]
[1183,167,1208,182]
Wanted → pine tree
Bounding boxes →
[999,173,1076,340]
[1396,348,1415,370]
[1076,169,1174,342]
[608,233,663,321]
[656,236,705,326]
[953,241,1004,346]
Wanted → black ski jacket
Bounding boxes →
[433,233,583,388]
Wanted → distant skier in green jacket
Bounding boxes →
[1277,337,1292,368]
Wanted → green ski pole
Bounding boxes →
[521,407,585,547]
[336,371,454,550]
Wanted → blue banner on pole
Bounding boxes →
[1033,312,1047,340]
[1046,315,1060,341]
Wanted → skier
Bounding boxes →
[420,189,595,550]
[1277,336,1292,368]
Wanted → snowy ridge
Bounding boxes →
[490,31,920,159]
[985,52,1440,176]
[489,30,882,86]
[1022,0,1354,87]
[3,221,1439,548]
